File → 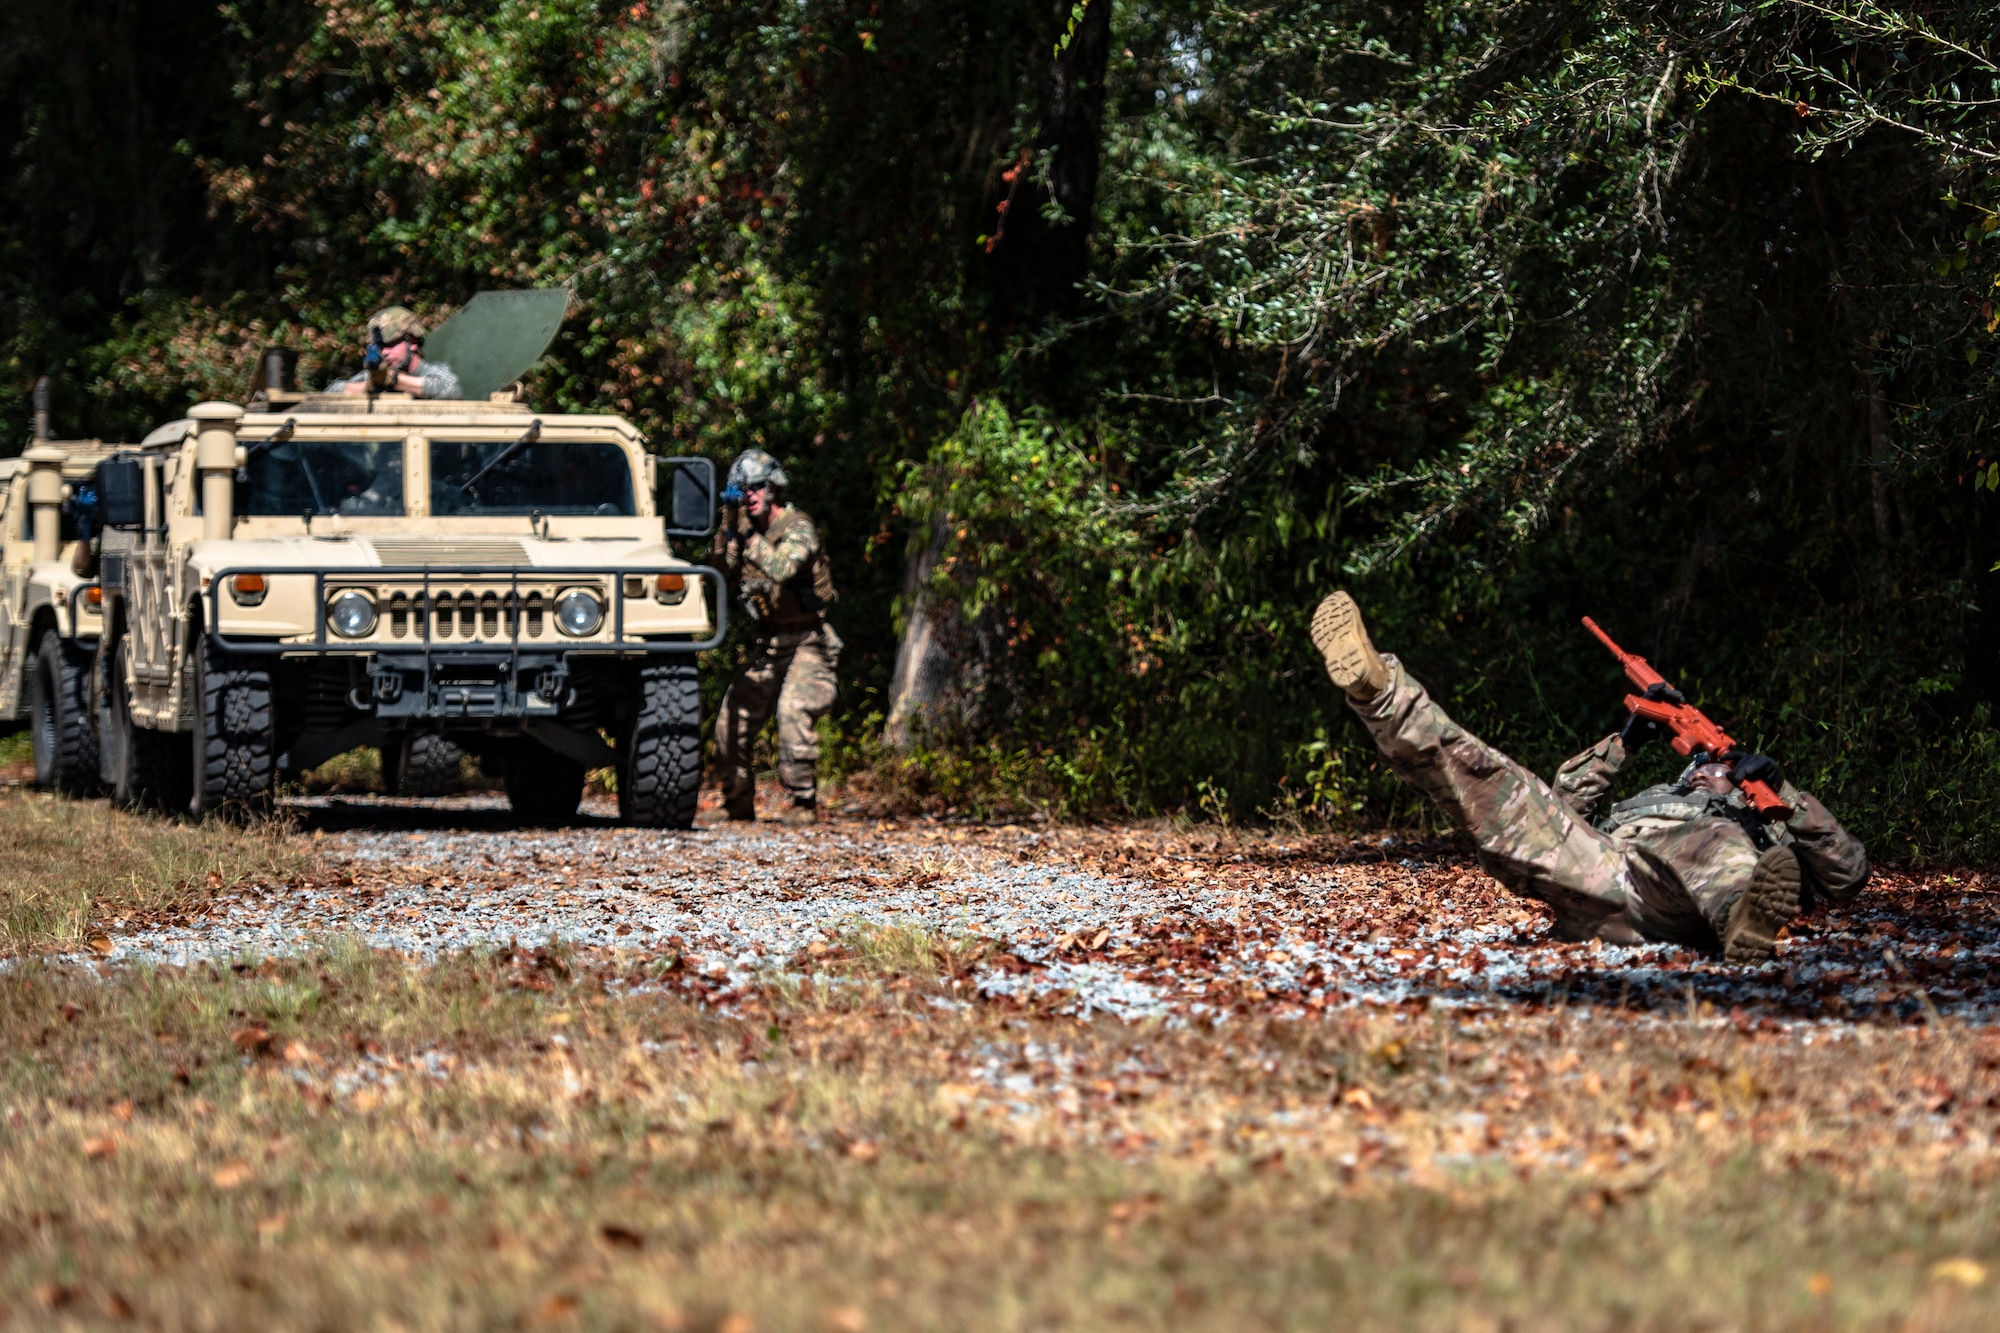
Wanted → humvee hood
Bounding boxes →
[185,534,676,572]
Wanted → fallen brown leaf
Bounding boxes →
[1932,1257,1988,1288]
[282,1040,323,1068]
[823,1307,868,1332]
[231,1024,274,1058]
[82,1135,117,1160]
[86,931,114,955]
[598,1223,644,1249]
[211,1159,255,1190]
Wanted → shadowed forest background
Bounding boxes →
[4,0,2000,858]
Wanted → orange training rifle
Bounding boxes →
[1580,616,1793,821]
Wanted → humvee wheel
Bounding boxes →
[504,740,585,824]
[383,734,465,797]
[106,637,191,812]
[28,631,100,794]
[619,659,702,829]
[189,633,276,820]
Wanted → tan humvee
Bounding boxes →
[95,388,722,825]
[0,440,121,790]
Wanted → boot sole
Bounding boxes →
[1310,591,1385,696]
[1723,847,1802,965]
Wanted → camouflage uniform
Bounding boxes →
[1351,655,1869,946]
[714,505,840,812]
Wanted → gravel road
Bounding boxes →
[70,792,2000,1026]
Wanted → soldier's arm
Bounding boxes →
[1552,734,1627,818]
[1781,785,1870,906]
[418,361,463,401]
[744,516,817,584]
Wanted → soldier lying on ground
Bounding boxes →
[1309,592,1870,962]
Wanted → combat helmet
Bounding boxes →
[728,448,789,491]
[369,306,428,343]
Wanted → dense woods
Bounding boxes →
[5,0,2000,858]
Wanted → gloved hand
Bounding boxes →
[1619,682,1686,749]
[1721,750,1783,791]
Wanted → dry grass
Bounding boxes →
[4,805,2000,1329]
[0,791,311,955]
[3,946,2000,1330]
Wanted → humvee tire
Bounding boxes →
[189,633,276,820]
[106,637,191,812]
[383,734,465,797]
[28,631,99,794]
[504,739,585,823]
[618,660,702,829]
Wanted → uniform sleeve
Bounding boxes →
[419,361,463,401]
[1781,785,1870,906]
[1552,733,1627,818]
[745,513,818,584]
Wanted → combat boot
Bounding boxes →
[1722,845,1802,965]
[781,797,817,827]
[1310,590,1390,701]
[724,797,756,822]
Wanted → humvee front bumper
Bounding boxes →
[204,562,726,722]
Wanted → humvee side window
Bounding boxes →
[226,440,406,516]
[429,440,636,517]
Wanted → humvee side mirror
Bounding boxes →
[661,457,716,539]
[99,456,146,530]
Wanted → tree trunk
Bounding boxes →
[887,1,1115,751]
[983,0,1113,320]
[884,516,957,749]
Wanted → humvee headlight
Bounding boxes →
[229,573,268,607]
[555,588,603,637]
[328,590,378,638]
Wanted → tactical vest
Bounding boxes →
[1599,783,1783,851]
[754,508,837,631]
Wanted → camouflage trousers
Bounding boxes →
[1349,656,1743,945]
[716,622,842,809]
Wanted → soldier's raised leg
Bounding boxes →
[714,641,789,820]
[773,625,840,826]
[1311,591,1651,941]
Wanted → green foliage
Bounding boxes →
[5,0,2000,861]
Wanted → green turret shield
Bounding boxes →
[423,289,571,400]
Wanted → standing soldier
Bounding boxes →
[712,450,841,825]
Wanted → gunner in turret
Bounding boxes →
[338,306,463,400]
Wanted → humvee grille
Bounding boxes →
[375,588,559,642]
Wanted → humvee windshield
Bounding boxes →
[429,439,636,517]
[239,440,406,516]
